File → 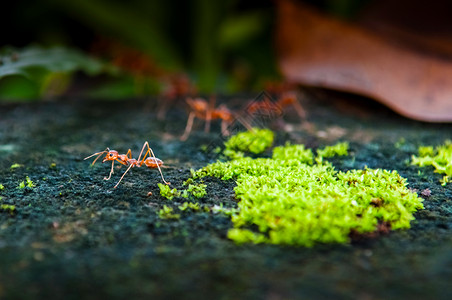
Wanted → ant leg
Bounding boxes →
[137,141,151,163]
[204,110,212,133]
[104,160,115,180]
[292,98,306,119]
[141,141,171,185]
[231,113,254,132]
[205,95,216,133]
[238,116,254,132]
[84,148,109,165]
[180,112,196,141]
[114,163,134,188]
[126,149,133,160]
[157,97,171,120]
[221,120,230,136]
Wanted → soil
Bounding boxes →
[0,91,451,299]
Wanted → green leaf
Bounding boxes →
[0,46,115,100]
[218,11,268,49]
[0,46,109,80]
[0,75,39,100]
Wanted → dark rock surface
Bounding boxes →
[0,94,451,299]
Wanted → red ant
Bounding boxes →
[84,142,170,188]
[246,91,306,119]
[180,96,252,141]
[157,74,197,120]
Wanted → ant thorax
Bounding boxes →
[127,158,139,166]
[117,154,129,163]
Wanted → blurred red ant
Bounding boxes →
[180,96,252,141]
[157,74,197,120]
[246,91,306,119]
[84,142,170,188]
[161,74,196,100]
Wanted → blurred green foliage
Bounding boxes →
[52,0,277,92]
[1,0,277,100]
[0,0,368,101]
[0,46,114,100]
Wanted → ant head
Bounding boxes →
[187,97,208,112]
[213,105,233,121]
[103,150,119,162]
[279,92,296,106]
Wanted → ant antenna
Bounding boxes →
[84,148,110,165]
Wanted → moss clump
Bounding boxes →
[158,183,180,200]
[193,142,423,247]
[10,163,22,170]
[17,176,35,189]
[211,204,239,217]
[185,183,207,198]
[316,142,349,159]
[158,205,180,220]
[0,204,16,215]
[158,181,207,200]
[272,143,314,164]
[411,141,452,186]
[223,128,274,159]
[178,202,201,212]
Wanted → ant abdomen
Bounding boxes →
[143,157,163,168]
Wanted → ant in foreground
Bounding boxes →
[84,141,170,188]
[180,96,252,141]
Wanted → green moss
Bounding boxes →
[316,142,349,158]
[186,183,207,198]
[411,140,452,186]
[395,138,406,149]
[223,128,274,158]
[194,141,423,247]
[26,176,35,188]
[0,204,16,215]
[10,163,22,170]
[158,183,181,200]
[0,184,4,191]
[158,205,180,220]
[183,178,194,186]
[211,204,239,216]
[159,181,206,200]
[17,176,35,189]
[178,202,201,212]
[440,176,450,186]
[272,143,314,164]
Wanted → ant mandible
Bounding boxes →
[84,141,170,188]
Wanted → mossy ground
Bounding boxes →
[0,93,451,299]
[193,141,423,247]
[411,140,452,186]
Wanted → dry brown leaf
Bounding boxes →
[276,0,452,122]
